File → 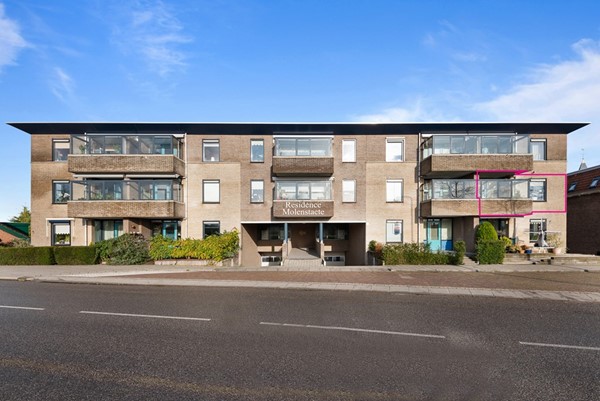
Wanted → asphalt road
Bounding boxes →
[0,281,599,401]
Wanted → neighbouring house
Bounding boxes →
[567,162,600,254]
[0,222,30,245]
[9,121,586,265]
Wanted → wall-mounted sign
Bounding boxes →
[272,200,334,218]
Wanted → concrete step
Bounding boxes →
[283,258,323,268]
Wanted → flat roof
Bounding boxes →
[7,121,589,135]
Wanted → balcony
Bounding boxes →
[420,134,533,178]
[68,134,185,175]
[421,179,533,217]
[272,137,334,176]
[67,179,184,218]
[273,180,334,218]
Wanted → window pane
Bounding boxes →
[529,180,546,201]
[104,137,122,154]
[203,180,220,203]
[529,219,547,242]
[251,139,264,162]
[203,140,220,162]
[53,181,71,203]
[297,182,310,199]
[203,221,220,238]
[434,136,450,154]
[386,180,403,202]
[450,136,465,154]
[52,222,71,245]
[386,139,404,161]
[342,140,356,162]
[297,139,311,156]
[311,181,329,200]
[342,180,355,202]
[386,220,403,242]
[251,180,264,203]
[481,137,498,154]
[310,138,330,156]
[277,139,296,156]
[53,140,70,161]
[531,140,546,161]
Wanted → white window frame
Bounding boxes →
[203,221,220,238]
[386,179,403,202]
[386,220,403,243]
[342,179,356,203]
[342,139,356,162]
[251,180,264,203]
[51,221,71,246]
[386,138,404,162]
[52,139,70,162]
[250,139,264,163]
[203,139,220,162]
[203,180,220,203]
[529,179,546,202]
[530,139,547,161]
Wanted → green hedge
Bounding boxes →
[96,234,150,265]
[0,247,55,265]
[53,246,99,265]
[382,243,451,265]
[476,240,505,264]
[149,229,240,262]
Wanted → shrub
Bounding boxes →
[499,236,512,251]
[148,229,240,262]
[96,234,150,265]
[53,246,99,265]
[450,240,466,265]
[381,243,451,265]
[476,240,505,264]
[475,222,498,243]
[0,247,55,265]
[149,235,175,260]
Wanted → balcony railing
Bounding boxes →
[421,134,529,159]
[274,137,332,157]
[71,134,183,158]
[274,180,332,200]
[71,180,182,202]
[423,179,530,201]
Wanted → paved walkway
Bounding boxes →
[2,263,600,303]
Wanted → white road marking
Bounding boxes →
[519,341,600,351]
[79,311,211,321]
[260,322,445,339]
[0,305,45,311]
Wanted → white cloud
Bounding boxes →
[354,97,459,122]
[113,0,192,77]
[0,3,29,72]
[49,67,75,102]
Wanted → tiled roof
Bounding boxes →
[567,164,600,196]
[0,222,30,240]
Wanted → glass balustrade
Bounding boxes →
[71,180,182,202]
[421,134,529,158]
[423,179,530,201]
[71,134,184,158]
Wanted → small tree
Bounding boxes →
[475,221,497,243]
[10,206,31,223]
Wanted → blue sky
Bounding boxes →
[1,0,600,220]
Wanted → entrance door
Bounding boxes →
[290,223,316,250]
[426,219,452,251]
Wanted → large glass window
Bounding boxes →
[323,224,348,240]
[203,139,220,162]
[52,139,70,161]
[260,224,284,240]
[151,221,180,240]
[203,180,220,203]
[251,180,264,203]
[386,220,403,243]
[274,181,332,200]
[274,137,332,157]
[529,179,547,201]
[51,221,71,246]
[53,181,71,203]
[94,220,123,242]
[342,139,356,162]
[250,139,264,162]
[203,221,220,238]
[342,180,356,203]
[529,219,547,242]
[386,138,404,162]
[386,180,403,202]
[530,139,547,161]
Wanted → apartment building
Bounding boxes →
[10,122,585,266]
[567,163,600,255]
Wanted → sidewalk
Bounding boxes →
[1,264,600,303]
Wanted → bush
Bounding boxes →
[96,234,150,265]
[0,247,55,265]
[381,243,451,265]
[53,246,99,265]
[499,236,512,251]
[149,235,175,260]
[476,240,505,264]
[475,222,498,243]
[450,240,466,265]
[148,229,240,262]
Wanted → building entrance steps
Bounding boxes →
[284,247,322,268]
[287,248,320,260]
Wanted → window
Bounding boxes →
[590,177,600,189]
[342,139,356,162]
[529,219,547,242]
[250,139,264,162]
[94,220,123,242]
[386,220,403,243]
[53,181,71,203]
[323,224,348,240]
[52,139,70,161]
[386,138,404,162]
[151,221,180,240]
[203,139,220,162]
[203,180,220,203]
[480,219,508,238]
[275,180,332,200]
[203,221,220,238]
[530,139,547,161]
[568,182,577,192]
[386,180,403,202]
[251,180,264,203]
[260,224,284,240]
[51,221,71,246]
[342,180,356,202]
[529,179,546,201]
[274,137,332,156]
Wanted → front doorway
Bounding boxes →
[426,218,453,251]
[290,223,317,251]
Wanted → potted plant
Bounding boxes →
[546,233,563,254]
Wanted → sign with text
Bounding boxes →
[272,200,334,218]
